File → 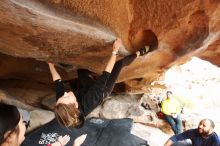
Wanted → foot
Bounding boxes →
[136,45,150,56]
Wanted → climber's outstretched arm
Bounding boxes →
[48,62,61,81]
[104,38,122,73]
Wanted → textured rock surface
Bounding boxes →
[0,0,220,83]
[1,1,220,144]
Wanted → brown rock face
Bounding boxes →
[0,0,220,84]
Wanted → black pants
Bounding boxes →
[78,54,137,96]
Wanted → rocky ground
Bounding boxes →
[1,81,219,146]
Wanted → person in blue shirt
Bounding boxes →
[164,118,220,146]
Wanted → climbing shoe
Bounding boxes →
[138,45,150,56]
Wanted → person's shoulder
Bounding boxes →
[184,128,197,134]
[211,132,220,141]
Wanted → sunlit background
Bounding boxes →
[158,57,220,133]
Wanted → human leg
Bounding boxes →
[81,54,138,115]
[105,44,153,94]
[105,54,137,94]
[164,115,178,134]
[174,114,183,134]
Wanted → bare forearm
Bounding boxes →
[48,63,61,81]
[104,38,122,73]
[104,54,117,73]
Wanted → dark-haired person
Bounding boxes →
[161,91,183,134]
[0,102,26,146]
[164,119,220,146]
[48,38,158,128]
[0,102,86,146]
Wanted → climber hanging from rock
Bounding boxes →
[48,37,158,128]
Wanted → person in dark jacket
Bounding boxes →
[164,118,220,146]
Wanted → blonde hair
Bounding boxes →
[54,103,81,127]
